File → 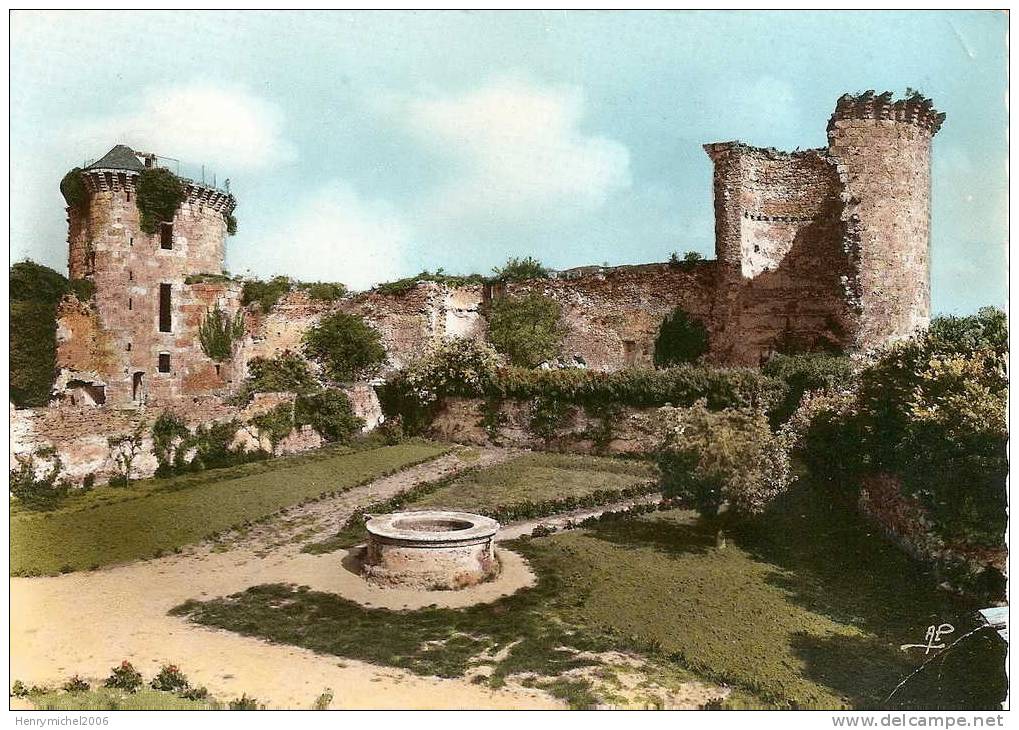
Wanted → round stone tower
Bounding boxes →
[826,91,946,350]
[64,145,241,405]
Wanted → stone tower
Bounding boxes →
[64,145,242,405]
[826,91,946,349]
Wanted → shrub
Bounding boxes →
[190,420,253,470]
[225,212,237,236]
[294,389,364,443]
[374,269,487,295]
[150,664,190,693]
[491,256,548,282]
[229,694,259,710]
[669,251,705,267]
[653,306,709,366]
[198,306,245,362]
[81,473,96,492]
[377,415,405,445]
[242,352,318,397]
[377,338,500,433]
[62,676,90,693]
[11,681,29,697]
[104,661,143,692]
[528,394,575,443]
[299,282,348,301]
[487,293,564,368]
[248,402,295,455]
[107,423,146,487]
[783,388,863,492]
[10,448,71,510]
[762,353,856,425]
[242,276,293,313]
[180,685,209,701]
[855,309,1007,547]
[479,396,508,443]
[302,311,386,382]
[656,403,791,546]
[69,278,95,301]
[136,167,186,234]
[583,402,621,454]
[10,261,74,407]
[152,411,191,476]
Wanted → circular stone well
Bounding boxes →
[362,510,500,590]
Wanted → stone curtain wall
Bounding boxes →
[10,385,383,486]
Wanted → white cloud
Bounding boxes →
[69,82,295,172]
[231,183,409,291]
[402,77,631,225]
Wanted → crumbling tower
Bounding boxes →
[64,145,241,405]
[826,91,946,349]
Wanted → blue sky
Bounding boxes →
[10,10,1007,312]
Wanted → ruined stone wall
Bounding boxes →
[508,263,719,370]
[10,383,383,486]
[827,93,943,349]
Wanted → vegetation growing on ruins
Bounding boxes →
[788,308,1007,553]
[657,403,791,547]
[10,441,449,575]
[151,412,192,477]
[294,389,364,443]
[240,352,318,399]
[107,423,146,487]
[373,268,488,296]
[761,353,856,425]
[9,261,96,407]
[136,167,187,234]
[242,275,293,313]
[248,402,296,456]
[198,305,246,362]
[9,447,71,511]
[225,212,237,236]
[302,311,386,381]
[491,256,549,282]
[653,306,710,366]
[59,167,88,211]
[487,293,564,368]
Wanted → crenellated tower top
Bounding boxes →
[827,90,946,137]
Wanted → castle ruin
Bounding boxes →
[13,91,944,479]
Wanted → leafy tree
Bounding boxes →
[302,311,386,382]
[108,423,146,487]
[151,411,191,476]
[653,307,710,366]
[295,389,364,443]
[656,403,791,547]
[491,256,549,282]
[136,167,186,234]
[198,305,245,362]
[487,293,564,368]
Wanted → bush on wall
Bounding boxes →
[491,256,549,282]
[761,353,856,425]
[136,167,186,234]
[198,306,245,362]
[242,276,293,313]
[487,293,564,368]
[10,447,71,510]
[240,352,318,400]
[653,306,710,366]
[302,311,386,382]
[59,168,87,211]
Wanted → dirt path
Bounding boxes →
[11,445,562,709]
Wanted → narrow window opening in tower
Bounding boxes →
[160,223,173,250]
[159,284,172,332]
[128,270,133,281]
[128,297,133,311]
[215,364,221,377]
[129,236,133,247]
[126,343,131,352]
[126,190,131,202]
[158,353,171,373]
[132,372,144,402]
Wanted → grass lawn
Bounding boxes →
[175,478,972,708]
[22,688,219,711]
[410,452,657,513]
[302,451,657,554]
[11,441,449,576]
